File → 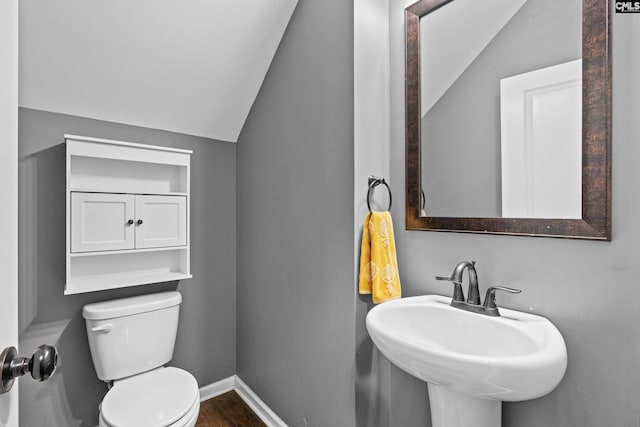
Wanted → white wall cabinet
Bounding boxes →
[71,193,136,253]
[134,195,187,249]
[71,193,187,253]
[66,135,192,295]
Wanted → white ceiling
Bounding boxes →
[19,0,298,142]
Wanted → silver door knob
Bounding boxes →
[0,344,58,394]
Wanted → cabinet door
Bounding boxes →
[134,195,187,249]
[71,193,135,252]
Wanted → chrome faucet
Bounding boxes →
[436,261,480,305]
[436,261,521,316]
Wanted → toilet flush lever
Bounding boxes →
[1,344,58,394]
[91,324,113,333]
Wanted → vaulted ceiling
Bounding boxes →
[420,0,528,116]
[19,0,298,142]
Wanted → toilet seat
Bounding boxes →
[100,398,199,427]
[99,367,200,427]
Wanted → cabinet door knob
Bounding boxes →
[127,219,134,225]
[136,219,143,225]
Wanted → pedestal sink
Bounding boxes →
[365,295,567,427]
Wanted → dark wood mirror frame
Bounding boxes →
[405,0,611,240]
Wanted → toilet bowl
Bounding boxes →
[83,292,200,427]
[98,367,200,427]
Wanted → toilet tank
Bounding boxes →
[83,291,182,381]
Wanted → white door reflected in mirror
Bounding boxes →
[500,59,582,219]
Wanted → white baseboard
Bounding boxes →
[199,375,288,427]
[198,375,235,401]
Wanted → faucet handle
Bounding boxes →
[435,276,465,302]
[483,286,522,309]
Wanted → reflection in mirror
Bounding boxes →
[420,0,582,219]
[405,0,611,239]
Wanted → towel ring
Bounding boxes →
[367,176,392,212]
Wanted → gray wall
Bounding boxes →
[386,5,640,427]
[18,108,236,427]
[235,0,356,425]
[422,0,581,217]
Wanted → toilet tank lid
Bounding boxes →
[82,291,182,320]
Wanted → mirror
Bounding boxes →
[405,0,610,239]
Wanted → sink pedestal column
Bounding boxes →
[428,384,501,427]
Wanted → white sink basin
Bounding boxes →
[366,295,567,427]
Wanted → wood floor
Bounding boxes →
[196,391,267,427]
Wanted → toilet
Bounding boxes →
[83,291,200,427]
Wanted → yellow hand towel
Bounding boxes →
[359,211,401,304]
